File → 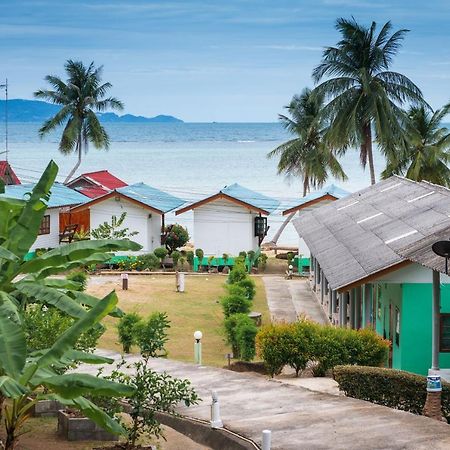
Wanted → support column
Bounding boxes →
[320,271,325,304]
[328,287,333,319]
[349,289,356,329]
[332,290,338,314]
[355,286,362,329]
[313,257,318,291]
[364,284,372,328]
[341,292,348,327]
[432,270,441,371]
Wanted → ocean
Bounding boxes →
[4,122,387,246]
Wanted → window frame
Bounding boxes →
[38,214,51,235]
[440,313,450,352]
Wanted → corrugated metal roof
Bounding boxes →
[81,170,127,189]
[117,183,185,213]
[76,186,110,198]
[1,182,87,208]
[397,226,450,274]
[293,176,450,290]
[282,184,350,215]
[0,161,21,185]
[221,183,280,214]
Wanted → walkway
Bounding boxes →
[83,354,450,450]
[263,276,328,324]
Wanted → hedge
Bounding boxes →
[333,365,450,421]
[256,320,389,377]
[224,313,257,361]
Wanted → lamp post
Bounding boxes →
[194,330,203,365]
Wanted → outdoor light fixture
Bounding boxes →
[432,240,450,274]
[194,330,203,365]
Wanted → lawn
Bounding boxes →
[88,274,270,367]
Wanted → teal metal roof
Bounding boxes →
[117,183,185,213]
[1,182,87,208]
[283,184,350,214]
[221,183,280,214]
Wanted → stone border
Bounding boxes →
[155,412,259,450]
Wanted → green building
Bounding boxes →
[294,176,450,377]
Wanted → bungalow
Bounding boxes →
[0,161,21,185]
[0,182,87,252]
[293,176,450,376]
[70,183,184,252]
[66,170,128,198]
[282,184,349,271]
[175,183,279,257]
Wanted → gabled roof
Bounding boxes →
[76,186,110,199]
[176,183,280,216]
[293,176,450,291]
[71,182,185,215]
[282,184,350,216]
[1,182,87,208]
[67,170,127,191]
[0,161,21,185]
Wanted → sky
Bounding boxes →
[2,0,450,122]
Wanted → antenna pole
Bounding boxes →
[0,79,8,161]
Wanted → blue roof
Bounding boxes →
[220,183,280,214]
[284,184,350,213]
[1,182,87,208]
[117,183,185,213]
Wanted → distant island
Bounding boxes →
[0,99,183,123]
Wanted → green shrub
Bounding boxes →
[66,270,88,291]
[226,283,247,298]
[117,312,143,353]
[257,253,268,271]
[256,324,289,377]
[171,250,181,268]
[333,365,450,422]
[136,253,160,271]
[24,305,103,354]
[154,247,168,262]
[186,250,194,268]
[247,250,256,267]
[221,293,251,318]
[135,312,170,357]
[222,253,229,263]
[238,251,247,259]
[224,313,257,361]
[195,248,204,269]
[236,277,256,300]
[228,266,247,284]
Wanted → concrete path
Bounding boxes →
[263,276,327,324]
[82,353,450,450]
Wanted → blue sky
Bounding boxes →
[2,0,450,121]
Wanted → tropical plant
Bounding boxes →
[312,18,425,185]
[34,60,124,183]
[66,270,88,291]
[0,161,141,448]
[90,212,138,240]
[382,105,450,186]
[163,224,189,255]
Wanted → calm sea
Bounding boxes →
[5,122,387,246]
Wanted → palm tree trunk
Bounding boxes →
[363,123,376,185]
[64,136,82,184]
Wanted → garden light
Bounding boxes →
[194,330,202,365]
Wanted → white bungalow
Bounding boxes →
[70,183,185,252]
[282,184,350,259]
[175,183,279,256]
[1,182,87,252]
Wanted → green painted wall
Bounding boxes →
[374,282,450,375]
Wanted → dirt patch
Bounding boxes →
[226,360,268,375]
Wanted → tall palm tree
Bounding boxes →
[34,60,123,183]
[312,18,425,185]
[382,105,450,186]
[267,88,347,245]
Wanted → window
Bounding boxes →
[38,215,51,235]
[395,308,400,347]
[440,314,450,352]
[254,216,267,237]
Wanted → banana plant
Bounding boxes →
[0,161,141,449]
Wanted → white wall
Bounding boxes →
[89,197,161,253]
[193,199,259,256]
[378,263,450,284]
[31,208,60,251]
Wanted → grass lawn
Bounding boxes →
[88,274,270,367]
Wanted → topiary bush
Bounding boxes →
[171,250,181,268]
[333,365,450,422]
[117,312,143,353]
[228,266,248,284]
[236,277,256,300]
[224,313,257,362]
[154,247,168,268]
[186,250,194,269]
[257,253,268,272]
[195,248,204,270]
[66,270,88,291]
[163,224,190,255]
[221,293,251,318]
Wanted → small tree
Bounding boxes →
[135,312,170,358]
[91,212,138,240]
[171,250,181,268]
[154,247,168,268]
[163,224,189,255]
[117,313,143,353]
[186,250,194,269]
[195,248,204,270]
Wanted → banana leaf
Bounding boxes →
[43,373,134,399]
[70,291,124,318]
[0,376,28,398]
[41,278,82,290]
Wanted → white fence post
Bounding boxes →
[210,391,223,428]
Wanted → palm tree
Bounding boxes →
[312,18,425,185]
[267,88,347,245]
[382,105,450,186]
[34,60,123,183]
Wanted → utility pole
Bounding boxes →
[0,79,8,161]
